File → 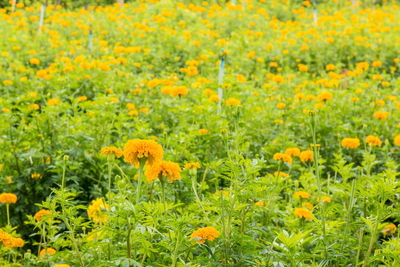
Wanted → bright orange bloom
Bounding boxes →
[341,138,360,149]
[123,139,163,167]
[273,153,292,164]
[190,226,220,243]
[382,223,397,236]
[40,248,56,257]
[145,161,181,183]
[0,193,17,204]
[294,207,312,220]
[101,146,123,158]
[300,150,314,162]
[365,136,382,147]
[34,209,52,222]
[294,191,310,199]
[285,147,300,157]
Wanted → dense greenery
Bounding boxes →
[1,0,400,266]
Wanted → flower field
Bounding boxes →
[1,0,400,266]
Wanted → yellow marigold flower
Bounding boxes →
[236,74,247,82]
[209,94,220,102]
[0,193,17,204]
[40,248,56,257]
[198,129,209,135]
[298,64,308,72]
[300,150,313,163]
[317,92,333,102]
[145,160,181,183]
[274,171,289,177]
[123,139,163,168]
[341,138,360,149]
[77,96,87,102]
[31,173,42,179]
[255,201,266,206]
[87,198,109,224]
[302,202,313,210]
[29,58,40,65]
[374,100,385,106]
[247,51,256,59]
[294,207,312,220]
[382,223,397,236]
[47,98,60,106]
[394,135,400,146]
[317,196,332,203]
[294,191,310,199]
[3,236,24,248]
[276,102,286,109]
[34,209,52,222]
[374,111,389,120]
[225,97,241,106]
[109,97,119,103]
[190,226,220,244]
[28,104,40,111]
[184,162,200,170]
[325,64,335,71]
[101,146,123,158]
[3,80,13,85]
[273,153,292,164]
[126,103,135,110]
[285,147,300,157]
[170,86,188,97]
[365,135,382,147]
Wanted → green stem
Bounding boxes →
[171,231,181,267]
[136,159,145,203]
[61,155,68,190]
[161,180,167,214]
[342,177,356,252]
[355,228,364,266]
[107,155,112,208]
[191,174,203,209]
[6,204,10,226]
[127,217,132,267]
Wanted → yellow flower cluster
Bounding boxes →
[294,207,312,221]
[34,209,52,222]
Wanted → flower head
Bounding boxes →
[365,135,382,147]
[273,153,292,164]
[34,209,52,222]
[294,207,312,220]
[40,248,56,257]
[382,223,397,236]
[0,193,17,204]
[123,139,163,167]
[87,198,109,225]
[341,138,360,149]
[145,161,181,183]
[190,226,220,243]
[300,150,314,163]
[184,162,200,170]
[101,146,123,158]
[394,135,400,146]
[225,98,241,106]
[294,191,310,199]
[317,92,333,102]
[285,147,300,157]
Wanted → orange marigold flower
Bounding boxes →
[273,153,292,164]
[184,162,200,170]
[300,150,313,163]
[394,135,400,146]
[225,97,241,106]
[40,248,56,257]
[198,129,209,135]
[374,111,389,120]
[0,193,17,204]
[294,191,310,199]
[273,171,289,177]
[47,98,60,106]
[190,226,220,243]
[285,147,300,157]
[317,196,332,203]
[294,207,312,220]
[341,138,360,149]
[123,139,163,168]
[365,135,382,147]
[382,223,397,236]
[255,201,265,206]
[302,202,314,210]
[145,161,181,183]
[317,92,333,102]
[34,209,52,222]
[76,96,87,102]
[101,146,123,158]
